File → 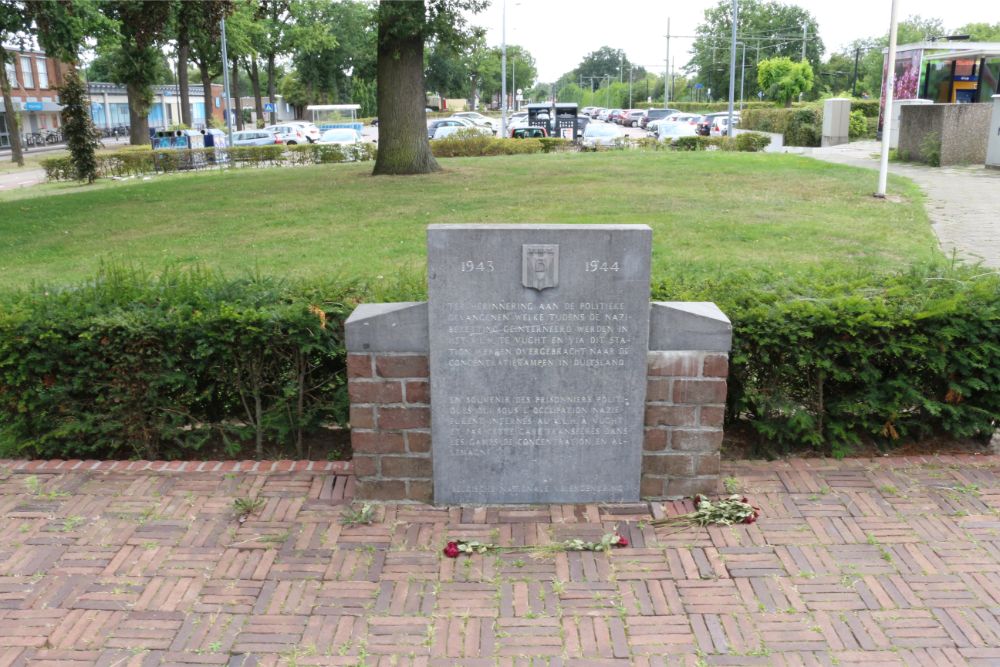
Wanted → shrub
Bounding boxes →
[735,132,772,152]
[430,132,542,157]
[919,132,941,167]
[670,136,714,151]
[848,110,868,139]
[741,106,822,147]
[0,268,350,460]
[538,137,573,153]
[653,265,1000,457]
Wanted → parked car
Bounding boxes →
[696,112,733,136]
[623,110,645,127]
[284,121,321,143]
[432,123,491,140]
[317,128,363,145]
[580,122,624,149]
[511,126,547,139]
[597,108,612,121]
[264,124,310,145]
[427,117,475,139]
[639,108,680,129]
[606,109,625,124]
[710,113,740,137]
[580,106,596,117]
[231,129,283,146]
[451,111,497,133]
[656,115,700,141]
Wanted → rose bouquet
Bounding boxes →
[651,494,759,529]
[443,531,628,558]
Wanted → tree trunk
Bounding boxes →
[0,47,24,166]
[250,58,264,127]
[199,61,214,127]
[231,56,243,131]
[177,26,192,128]
[373,0,439,176]
[126,81,151,145]
[267,52,277,125]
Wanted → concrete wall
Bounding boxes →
[345,301,731,503]
[898,103,992,166]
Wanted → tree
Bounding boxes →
[60,67,99,181]
[99,1,173,144]
[189,1,233,129]
[687,0,822,102]
[0,0,27,166]
[758,56,814,106]
[372,0,485,176]
[953,22,1000,42]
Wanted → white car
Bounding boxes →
[317,128,362,146]
[432,123,492,140]
[710,114,740,137]
[264,124,311,145]
[450,111,497,134]
[284,121,322,143]
[581,123,624,149]
[656,114,700,140]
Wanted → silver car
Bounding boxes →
[231,129,283,146]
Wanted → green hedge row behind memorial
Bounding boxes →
[0,264,996,460]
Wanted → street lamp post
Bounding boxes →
[876,0,899,197]
[500,0,508,138]
[737,42,747,110]
[220,17,233,145]
[726,0,739,138]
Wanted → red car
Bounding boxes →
[606,109,625,124]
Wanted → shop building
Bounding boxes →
[0,48,68,147]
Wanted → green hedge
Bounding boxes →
[655,266,1000,456]
[669,133,771,152]
[41,143,377,181]
[740,106,822,147]
[430,133,543,157]
[0,270,351,460]
[1,264,996,460]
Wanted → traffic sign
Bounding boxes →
[264,102,276,113]
[694,83,703,89]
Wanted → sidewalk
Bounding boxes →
[2,455,1000,665]
[804,141,1000,268]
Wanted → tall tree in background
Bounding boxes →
[0,0,27,166]
[99,1,173,144]
[687,0,822,102]
[372,0,485,176]
[757,56,814,106]
[27,0,112,180]
[190,1,233,127]
[255,0,291,125]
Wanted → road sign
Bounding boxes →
[264,103,276,113]
[758,91,764,100]
[23,102,43,111]
[694,83,703,89]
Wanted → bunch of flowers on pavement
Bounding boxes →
[443,531,628,558]
[651,494,760,530]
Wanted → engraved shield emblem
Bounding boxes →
[522,244,559,291]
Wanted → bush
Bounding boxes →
[735,132,772,152]
[41,143,376,181]
[538,137,573,153]
[430,131,543,157]
[654,265,1000,457]
[848,110,868,139]
[670,136,715,151]
[741,105,822,147]
[0,268,350,460]
[1,264,997,460]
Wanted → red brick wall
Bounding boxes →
[642,351,727,498]
[348,353,432,502]
[350,348,728,503]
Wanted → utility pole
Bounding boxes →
[801,24,807,61]
[726,0,738,137]
[852,47,861,97]
[739,42,747,110]
[665,18,671,106]
[220,17,233,146]
[877,0,899,198]
[628,67,633,108]
[671,57,675,103]
[500,0,507,139]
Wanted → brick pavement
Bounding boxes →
[2,455,1000,665]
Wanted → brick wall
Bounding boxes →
[348,352,432,503]
[642,351,727,498]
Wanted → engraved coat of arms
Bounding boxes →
[522,244,559,291]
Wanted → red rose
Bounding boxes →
[443,542,460,558]
[743,514,757,524]
[694,495,705,506]
[617,536,629,547]
[741,497,749,504]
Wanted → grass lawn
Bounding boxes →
[0,150,941,290]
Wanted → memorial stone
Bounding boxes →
[427,224,652,504]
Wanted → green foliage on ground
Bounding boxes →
[740,106,822,146]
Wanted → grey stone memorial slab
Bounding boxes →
[428,224,652,504]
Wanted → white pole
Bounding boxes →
[500,0,507,138]
[220,17,233,145]
[739,43,746,111]
[665,18,670,106]
[876,0,899,198]
[726,0,738,138]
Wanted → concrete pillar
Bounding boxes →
[987,95,1000,169]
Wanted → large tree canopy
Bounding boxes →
[686,0,822,102]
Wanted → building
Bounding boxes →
[0,48,68,147]
[881,41,1000,108]
[87,81,227,133]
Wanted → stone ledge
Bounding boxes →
[345,302,428,353]
[649,302,732,352]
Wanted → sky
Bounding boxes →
[472,0,993,84]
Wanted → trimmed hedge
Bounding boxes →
[740,106,822,147]
[1,264,996,460]
[41,143,377,181]
[669,133,771,152]
[430,133,543,157]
